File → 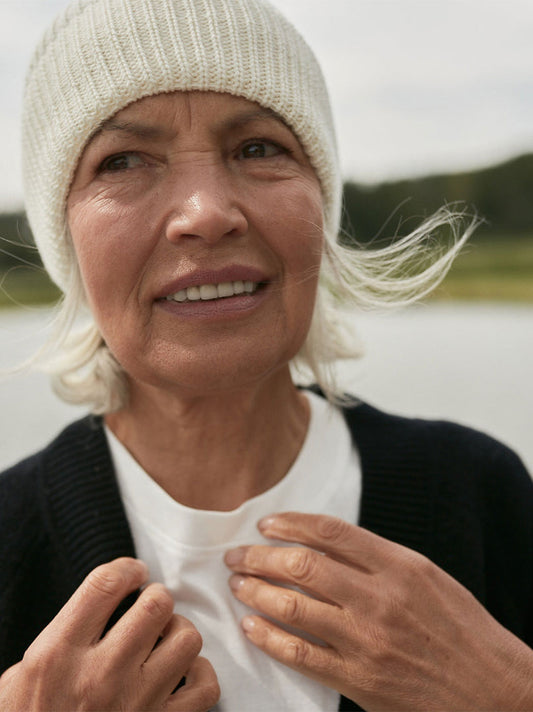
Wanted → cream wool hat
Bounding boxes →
[22,0,341,292]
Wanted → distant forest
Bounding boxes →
[341,152,533,245]
[1,152,532,277]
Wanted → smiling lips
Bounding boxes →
[165,280,261,303]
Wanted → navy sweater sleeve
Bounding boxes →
[0,454,77,671]
[0,418,137,673]
[430,420,533,645]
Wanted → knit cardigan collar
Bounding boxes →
[41,405,433,588]
[39,403,434,712]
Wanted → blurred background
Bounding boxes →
[1,0,532,473]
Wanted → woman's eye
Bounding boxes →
[238,140,286,160]
[98,153,144,172]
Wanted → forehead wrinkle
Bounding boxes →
[85,104,292,151]
[215,107,289,133]
[90,119,171,142]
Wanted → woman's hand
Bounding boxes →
[0,557,219,712]
[225,512,533,712]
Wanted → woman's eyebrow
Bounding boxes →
[91,119,170,141]
[89,107,288,144]
[217,107,288,132]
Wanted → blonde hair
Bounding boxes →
[30,205,478,414]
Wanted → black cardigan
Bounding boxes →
[1,401,532,712]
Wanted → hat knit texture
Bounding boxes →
[22,0,341,291]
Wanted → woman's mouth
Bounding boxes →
[164,280,262,303]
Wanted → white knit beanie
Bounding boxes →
[22,0,341,292]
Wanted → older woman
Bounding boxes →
[1,0,532,710]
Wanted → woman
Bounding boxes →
[1,0,532,710]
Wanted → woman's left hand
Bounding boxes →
[224,512,533,712]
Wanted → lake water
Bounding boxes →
[1,302,532,475]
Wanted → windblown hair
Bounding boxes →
[29,206,478,414]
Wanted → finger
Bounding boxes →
[224,544,364,606]
[143,614,203,695]
[239,614,339,691]
[51,558,149,644]
[165,657,220,712]
[229,574,343,645]
[258,512,404,572]
[101,583,176,666]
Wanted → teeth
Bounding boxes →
[166,280,260,303]
[217,282,234,298]
[187,286,200,301]
[200,284,218,300]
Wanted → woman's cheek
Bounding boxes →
[69,199,149,295]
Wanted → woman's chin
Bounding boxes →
[123,355,294,403]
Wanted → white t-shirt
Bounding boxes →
[106,391,362,711]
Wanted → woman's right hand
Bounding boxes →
[0,557,219,711]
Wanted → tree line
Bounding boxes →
[341,153,533,246]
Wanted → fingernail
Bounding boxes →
[258,515,277,532]
[224,546,246,567]
[242,616,256,633]
[229,574,246,592]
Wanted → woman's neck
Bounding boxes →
[105,370,310,511]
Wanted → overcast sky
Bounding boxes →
[1,0,533,210]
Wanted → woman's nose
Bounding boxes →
[164,167,248,245]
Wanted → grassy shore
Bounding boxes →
[433,235,533,301]
[0,267,60,308]
[1,234,532,308]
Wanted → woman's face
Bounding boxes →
[67,91,323,396]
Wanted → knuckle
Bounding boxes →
[285,548,317,585]
[278,593,302,624]
[413,551,437,579]
[85,563,125,598]
[140,585,173,621]
[286,638,312,668]
[316,515,349,544]
[176,625,203,658]
[22,636,61,676]
[398,547,429,576]
[393,548,437,595]
[0,661,21,684]
[21,648,46,676]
